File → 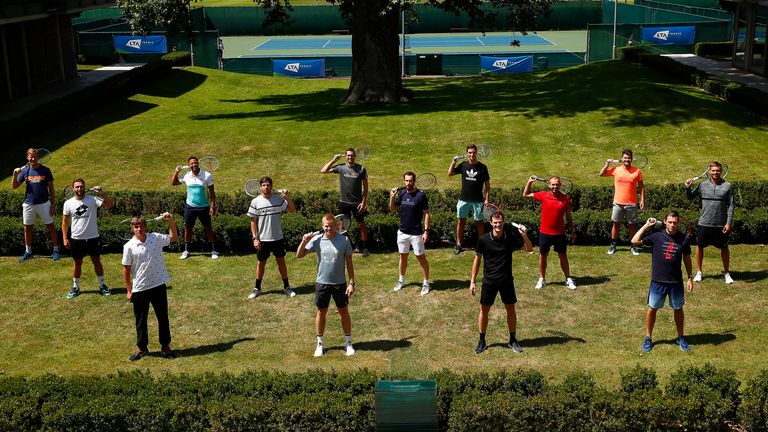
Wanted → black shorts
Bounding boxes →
[337,201,368,222]
[480,280,517,306]
[315,283,349,309]
[256,239,287,261]
[183,205,212,229]
[539,233,567,254]
[70,237,102,259]
[696,225,729,249]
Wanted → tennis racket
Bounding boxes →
[244,179,261,197]
[607,153,648,169]
[17,148,52,177]
[314,213,351,237]
[119,215,166,241]
[688,163,730,185]
[533,176,574,194]
[453,144,493,162]
[63,185,101,199]
[482,202,502,220]
[355,146,371,161]
[395,173,438,193]
[181,156,219,172]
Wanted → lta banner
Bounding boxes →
[114,36,168,54]
[480,56,534,74]
[641,26,696,45]
[272,59,325,77]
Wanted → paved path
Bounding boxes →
[663,54,768,94]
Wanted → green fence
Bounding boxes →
[601,0,730,24]
[634,0,732,21]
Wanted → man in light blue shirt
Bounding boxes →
[171,156,218,260]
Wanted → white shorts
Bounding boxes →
[397,230,426,256]
[22,201,54,225]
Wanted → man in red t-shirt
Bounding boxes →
[523,176,576,290]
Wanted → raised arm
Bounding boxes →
[283,191,297,213]
[448,156,461,177]
[599,160,613,176]
[171,166,183,186]
[519,227,533,253]
[296,232,315,258]
[523,176,536,198]
[389,188,399,212]
[164,213,178,243]
[96,188,114,209]
[631,219,654,245]
[320,154,343,173]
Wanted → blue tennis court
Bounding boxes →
[252,34,553,51]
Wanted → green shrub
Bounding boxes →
[694,41,733,58]
[620,364,658,394]
[665,363,740,430]
[617,46,647,62]
[161,50,192,66]
[738,370,768,432]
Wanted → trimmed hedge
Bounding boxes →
[2,364,766,431]
[694,41,733,58]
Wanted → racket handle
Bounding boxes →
[511,222,522,229]
[181,165,190,170]
[535,177,546,182]
[153,215,165,221]
[453,155,466,162]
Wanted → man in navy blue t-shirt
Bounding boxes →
[11,148,60,262]
[389,172,431,295]
[631,211,694,353]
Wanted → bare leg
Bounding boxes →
[721,246,730,273]
[73,258,84,278]
[275,256,289,279]
[256,260,267,279]
[611,222,621,243]
[478,305,491,333]
[476,220,485,238]
[23,225,33,247]
[558,252,570,278]
[91,255,104,276]
[456,218,466,246]
[504,303,517,333]
[45,223,58,247]
[645,307,658,338]
[415,254,429,280]
[358,221,368,242]
[539,251,549,278]
[695,245,704,274]
[399,253,408,277]
[338,306,352,334]
[673,308,685,338]
[316,308,328,335]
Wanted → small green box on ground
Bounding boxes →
[375,380,438,431]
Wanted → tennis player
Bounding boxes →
[448,144,490,254]
[389,171,431,295]
[171,156,218,260]
[321,148,370,256]
[11,148,60,262]
[599,148,645,256]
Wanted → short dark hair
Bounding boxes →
[130,216,146,227]
[466,144,478,151]
[709,161,722,169]
[73,178,85,186]
[665,210,680,220]
[188,155,198,163]
[622,148,633,159]
[345,148,356,155]
[403,171,416,180]
[259,176,272,185]
[490,211,504,221]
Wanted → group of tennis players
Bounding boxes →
[12,144,734,358]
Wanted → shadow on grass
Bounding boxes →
[729,270,768,283]
[162,337,256,358]
[652,332,736,347]
[189,62,768,130]
[430,279,468,292]
[327,336,415,353]
[521,330,587,348]
[575,275,612,287]
[139,69,207,99]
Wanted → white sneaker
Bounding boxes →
[283,287,297,297]
[607,244,617,255]
[535,278,546,289]
[393,281,405,292]
[630,246,640,256]
[314,344,324,357]
[345,345,356,356]
[693,272,703,282]
[420,283,430,296]
[724,273,734,284]
[248,289,261,299]
[180,250,189,260]
[211,251,219,260]
[565,278,577,290]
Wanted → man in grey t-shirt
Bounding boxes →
[297,213,356,357]
[685,161,735,284]
[321,147,369,256]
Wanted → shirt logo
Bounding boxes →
[74,204,88,218]
[465,169,478,181]
[663,241,680,259]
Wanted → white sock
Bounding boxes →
[423,279,429,285]
[344,334,352,345]
[25,245,32,254]
[73,278,80,289]
[316,335,324,346]
[398,275,405,283]
[98,275,105,285]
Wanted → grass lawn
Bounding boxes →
[3,61,766,194]
[1,244,766,386]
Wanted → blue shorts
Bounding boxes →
[456,200,484,221]
[647,280,685,310]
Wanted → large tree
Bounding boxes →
[117,0,554,103]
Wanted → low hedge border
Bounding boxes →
[1,206,766,255]
[2,364,767,432]
[1,180,766,217]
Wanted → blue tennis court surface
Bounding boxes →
[253,34,553,51]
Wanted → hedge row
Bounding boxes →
[1,206,766,256]
[2,180,767,218]
[619,47,768,118]
[2,364,768,431]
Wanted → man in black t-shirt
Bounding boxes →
[448,144,491,255]
[389,172,431,295]
[631,211,694,353]
[470,212,532,354]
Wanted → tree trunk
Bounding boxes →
[341,0,408,104]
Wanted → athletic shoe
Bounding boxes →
[693,272,703,282]
[630,246,640,256]
[677,336,691,352]
[565,278,577,290]
[161,349,177,359]
[180,250,189,260]
[345,345,356,356]
[362,249,370,258]
[283,287,296,298]
[211,251,219,260]
[607,244,617,255]
[18,252,32,262]
[507,341,523,353]
[314,344,324,357]
[724,273,734,284]
[535,278,546,289]
[642,336,653,352]
[66,287,80,300]
[420,283,430,296]
[393,281,405,292]
[454,245,463,255]
[475,340,487,354]
[99,284,112,296]
[129,350,149,362]
[51,250,61,261]
[248,288,261,299]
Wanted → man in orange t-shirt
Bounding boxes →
[599,148,645,256]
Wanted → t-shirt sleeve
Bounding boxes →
[280,198,288,212]
[642,231,656,247]
[62,201,71,216]
[475,236,486,256]
[305,236,318,252]
[156,233,171,247]
[330,165,341,174]
[637,169,643,181]
[205,172,214,186]
[44,166,53,181]
[605,166,616,177]
[481,165,490,182]
[394,191,403,206]
[94,196,104,208]
[682,236,692,255]
[452,162,463,175]
[360,166,368,180]
[422,193,429,210]
[344,237,353,257]
[121,244,132,266]
[247,198,259,218]
[533,191,545,202]
[509,228,524,249]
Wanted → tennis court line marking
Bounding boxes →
[475,36,486,46]
[252,39,271,50]
[537,34,556,46]
[322,39,332,48]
